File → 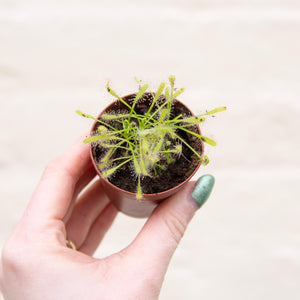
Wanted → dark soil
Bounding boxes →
[91,93,203,194]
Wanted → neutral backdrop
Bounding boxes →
[1,0,300,299]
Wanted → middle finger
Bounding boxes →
[65,179,110,248]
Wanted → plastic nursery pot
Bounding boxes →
[90,93,204,218]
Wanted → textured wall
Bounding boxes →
[1,1,300,299]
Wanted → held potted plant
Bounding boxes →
[77,76,226,217]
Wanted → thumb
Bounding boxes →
[127,175,215,280]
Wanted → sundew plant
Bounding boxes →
[77,76,226,199]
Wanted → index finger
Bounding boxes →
[25,135,92,224]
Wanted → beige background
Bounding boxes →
[1,0,300,299]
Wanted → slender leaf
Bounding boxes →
[106,82,133,111]
[176,126,217,146]
[101,158,132,178]
[83,134,118,143]
[200,136,217,146]
[129,83,149,123]
[173,87,185,99]
[154,82,166,101]
[159,109,168,122]
[102,114,130,120]
[181,116,205,124]
[169,75,175,88]
[205,106,227,115]
[134,84,149,102]
[136,175,143,199]
[202,155,210,166]
[165,86,170,101]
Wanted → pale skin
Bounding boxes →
[0,136,200,300]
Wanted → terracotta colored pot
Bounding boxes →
[90,93,204,218]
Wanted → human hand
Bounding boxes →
[0,136,214,300]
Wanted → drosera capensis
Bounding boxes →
[77,75,226,199]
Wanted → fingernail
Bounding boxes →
[191,175,215,208]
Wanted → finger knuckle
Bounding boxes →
[42,159,60,177]
[162,209,187,245]
[42,159,73,182]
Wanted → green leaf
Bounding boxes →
[182,116,206,124]
[106,82,123,101]
[102,114,130,120]
[99,148,115,166]
[76,110,88,118]
[83,134,118,143]
[173,87,185,99]
[76,110,118,132]
[169,75,175,88]
[154,82,166,101]
[136,175,143,199]
[201,136,217,146]
[205,106,227,115]
[106,82,134,112]
[97,125,108,134]
[165,86,170,100]
[76,110,99,122]
[175,144,182,154]
[134,76,141,84]
[139,141,149,176]
[175,126,217,146]
[174,134,202,160]
[129,83,149,123]
[101,158,132,177]
[202,155,210,166]
[139,158,148,176]
[133,155,142,175]
[102,167,117,178]
[153,137,165,154]
[99,154,132,169]
[159,109,168,122]
[143,82,166,123]
[134,84,149,102]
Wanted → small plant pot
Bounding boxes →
[89,93,204,218]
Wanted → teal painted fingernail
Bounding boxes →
[191,175,215,208]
